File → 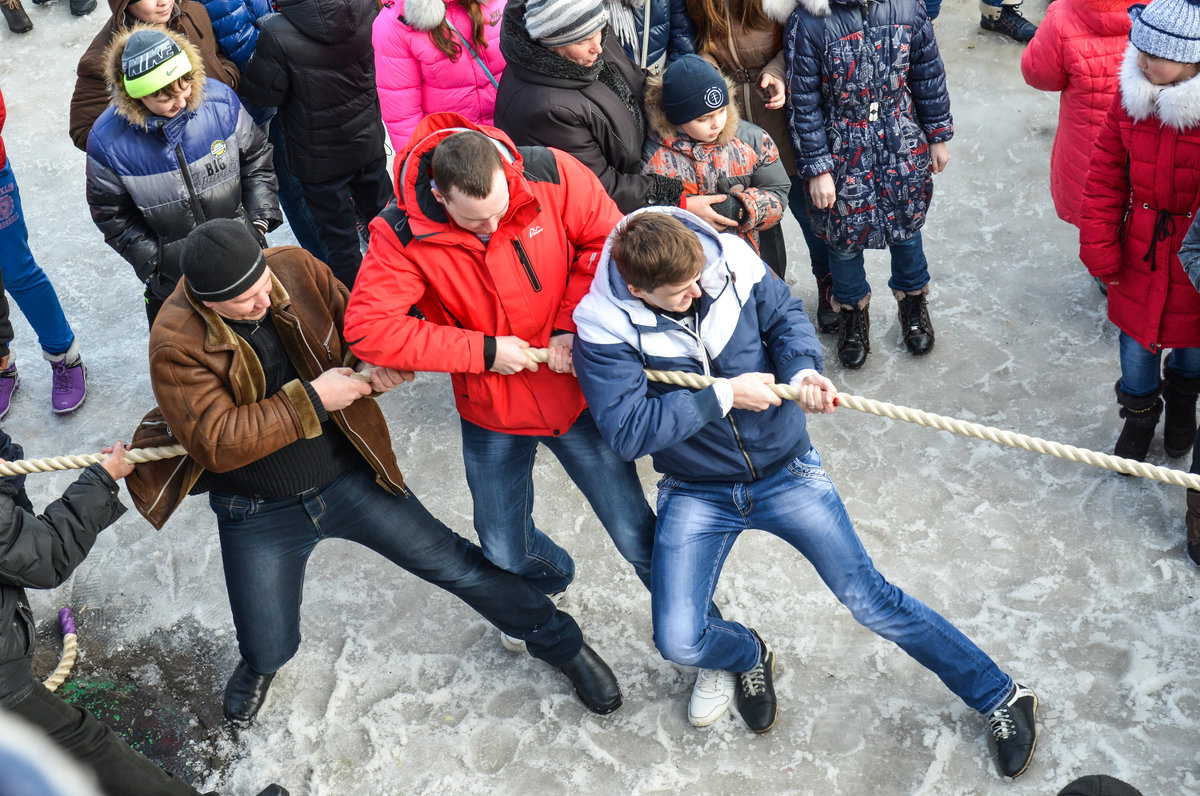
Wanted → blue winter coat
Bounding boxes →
[573,207,821,482]
[200,0,274,67]
[607,0,696,75]
[785,0,952,251]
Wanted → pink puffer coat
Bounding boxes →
[1020,0,1135,227]
[374,0,506,152]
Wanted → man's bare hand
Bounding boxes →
[311,367,372,411]
[729,373,783,411]
[546,333,575,374]
[491,336,538,374]
[100,440,134,481]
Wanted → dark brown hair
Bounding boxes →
[429,0,488,61]
[685,0,771,60]
[611,213,705,291]
[431,131,504,198]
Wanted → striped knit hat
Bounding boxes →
[525,0,607,47]
[1129,0,1200,64]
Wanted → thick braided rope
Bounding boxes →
[42,607,78,693]
[526,348,1200,491]
[0,444,187,477]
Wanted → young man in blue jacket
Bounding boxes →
[572,207,1040,778]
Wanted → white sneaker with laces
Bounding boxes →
[689,668,736,727]
[499,589,568,654]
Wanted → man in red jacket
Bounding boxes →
[345,113,655,651]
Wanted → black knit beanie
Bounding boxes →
[181,219,267,302]
[661,54,729,126]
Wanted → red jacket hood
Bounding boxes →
[1075,0,1136,37]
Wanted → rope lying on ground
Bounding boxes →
[42,607,78,692]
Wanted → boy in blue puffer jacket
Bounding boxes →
[85,25,281,327]
[785,0,950,369]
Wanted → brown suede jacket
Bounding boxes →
[127,246,405,529]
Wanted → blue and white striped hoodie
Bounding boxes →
[573,206,822,482]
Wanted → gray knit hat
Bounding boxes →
[1129,0,1200,64]
[525,0,607,48]
[182,219,267,303]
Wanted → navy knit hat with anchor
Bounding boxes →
[661,54,729,126]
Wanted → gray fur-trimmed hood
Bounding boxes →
[765,0,805,23]
[1119,42,1200,131]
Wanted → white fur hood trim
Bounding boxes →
[763,0,804,24]
[1119,42,1200,131]
[400,0,446,31]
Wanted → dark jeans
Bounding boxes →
[297,155,393,288]
[788,175,830,280]
[267,121,327,263]
[210,467,584,672]
[9,677,199,796]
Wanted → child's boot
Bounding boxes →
[69,0,96,15]
[1162,364,1200,458]
[895,286,934,356]
[814,274,838,333]
[980,0,1037,43]
[835,294,870,369]
[44,340,87,414]
[2,0,33,33]
[1114,381,1163,462]
[1186,489,1200,566]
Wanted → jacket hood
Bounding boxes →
[1076,0,1136,37]
[396,0,445,31]
[392,111,537,237]
[103,24,207,127]
[645,70,742,146]
[792,0,832,19]
[277,0,371,44]
[1119,42,1200,130]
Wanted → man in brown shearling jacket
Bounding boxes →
[127,219,623,726]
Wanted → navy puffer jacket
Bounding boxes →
[606,0,696,75]
[785,0,951,251]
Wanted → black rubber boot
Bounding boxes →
[814,274,838,333]
[836,299,870,369]
[2,0,32,33]
[1162,365,1200,458]
[1114,381,1163,462]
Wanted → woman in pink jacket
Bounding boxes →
[1020,0,1135,228]
[374,0,507,153]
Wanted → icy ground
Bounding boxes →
[2,1,1198,793]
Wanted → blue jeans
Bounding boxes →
[1118,331,1200,396]
[651,447,1014,715]
[460,411,656,596]
[209,467,584,672]
[826,232,930,306]
[788,175,831,280]
[0,161,75,356]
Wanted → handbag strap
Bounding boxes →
[445,16,499,90]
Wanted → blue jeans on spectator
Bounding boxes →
[210,467,584,673]
[651,446,1014,715]
[459,410,656,596]
[266,121,327,263]
[1118,332,1200,396]
[788,175,830,280]
[0,160,75,356]
[826,232,930,307]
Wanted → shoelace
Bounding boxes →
[899,297,928,334]
[697,669,725,695]
[841,310,866,343]
[988,705,1016,741]
[51,360,74,394]
[740,663,767,697]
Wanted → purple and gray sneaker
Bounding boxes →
[0,364,19,419]
[50,357,86,414]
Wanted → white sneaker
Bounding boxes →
[689,668,736,727]
[499,590,568,654]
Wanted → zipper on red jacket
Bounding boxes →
[511,239,542,292]
[175,144,207,225]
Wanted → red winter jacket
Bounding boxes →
[344,112,622,435]
[1079,46,1200,352]
[1020,0,1133,227]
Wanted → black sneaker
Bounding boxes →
[980,5,1037,43]
[735,630,777,733]
[897,293,935,356]
[987,683,1038,778]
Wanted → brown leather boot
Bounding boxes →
[2,0,32,33]
[1186,490,1200,566]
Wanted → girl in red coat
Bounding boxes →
[1079,0,1200,464]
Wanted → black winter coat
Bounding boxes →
[241,0,385,184]
[0,431,125,708]
[494,0,684,213]
[785,0,951,250]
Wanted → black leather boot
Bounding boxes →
[558,643,621,714]
[1114,381,1163,462]
[1162,365,1200,458]
[2,0,32,33]
[223,660,276,725]
[1186,489,1200,566]
[897,292,934,355]
[836,300,870,369]
[69,0,97,15]
[814,274,838,333]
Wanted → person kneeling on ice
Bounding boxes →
[127,219,621,726]
[571,208,1040,778]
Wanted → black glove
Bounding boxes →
[710,195,747,226]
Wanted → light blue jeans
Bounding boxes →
[651,446,1014,715]
[1118,331,1200,396]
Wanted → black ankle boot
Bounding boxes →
[223,660,276,725]
[897,293,934,355]
[2,0,32,33]
[69,0,96,15]
[980,4,1037,43]
[814,274,838,333]
[1114,381,1163,462]
[558,643,621,714]
[1186,490,1200,566]
[837,303,870,369]
[1162,366,1200,458]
